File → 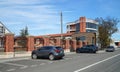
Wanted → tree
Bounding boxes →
[20,26,29,37]
[19,26,29,47]
[25,26,29,36]
[96,17,119,48]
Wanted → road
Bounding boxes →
[0,49,120,72]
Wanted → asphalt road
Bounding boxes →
[0,49,120,72]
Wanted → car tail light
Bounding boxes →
[55,49,60,53]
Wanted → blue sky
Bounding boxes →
[0,0,120,41]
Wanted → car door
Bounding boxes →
[81,46,87,52]
[37,47,45,57]
[43,46,51,56]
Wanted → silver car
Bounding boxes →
[106,46,115,52]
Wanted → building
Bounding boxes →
[67,17,98,33]
[0,22,12,52]
[66,17,99,45]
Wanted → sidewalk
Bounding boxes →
[0,51,31,59]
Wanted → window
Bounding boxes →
[86,30,97,32]
[86,22,97,29]
[76,23,80,32]
[76,36,86,41]
[43,46,53,50]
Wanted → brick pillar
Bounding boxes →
[80,17,86,32]
[78,41,83,48]
[5,33,14,52]
[27,36,34,51]
[72,40,76,50]
[43,37,49,46]
[65,39,70,52]
[56,38,61,46]
[65,39,70,49]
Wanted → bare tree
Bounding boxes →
[96,17,119,48]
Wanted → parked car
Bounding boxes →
[31,46,65,60]
[106,46,115,52]
[86,44,98,51]
[76,45,97,53]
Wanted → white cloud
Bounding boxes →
[0,0,76,36]
[0,0,64,35]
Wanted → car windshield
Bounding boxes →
[55,46,62,50]
[107,46,114,49]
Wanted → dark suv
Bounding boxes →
[31,46,65,60]
[87,44,98,51]
[76,45,97,53]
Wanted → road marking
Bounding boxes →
[3,62,27,67]
[7,69,15,72]
[40,63,45,65]
[31,65,37,67]
[20,66,28,69]
[74,53,120,72]
[0,58,30,63]
[65,58,72,60]
[48,61,53,64]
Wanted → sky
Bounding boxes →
[0,0,120,41]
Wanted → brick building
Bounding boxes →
[67,17,98,33]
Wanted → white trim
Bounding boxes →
[86,28,97,31]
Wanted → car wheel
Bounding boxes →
[93,51,96,53]
[76,50,80,53]
[49,54,55,60]
[32,54,37,59]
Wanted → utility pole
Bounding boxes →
[60,12,63,48]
